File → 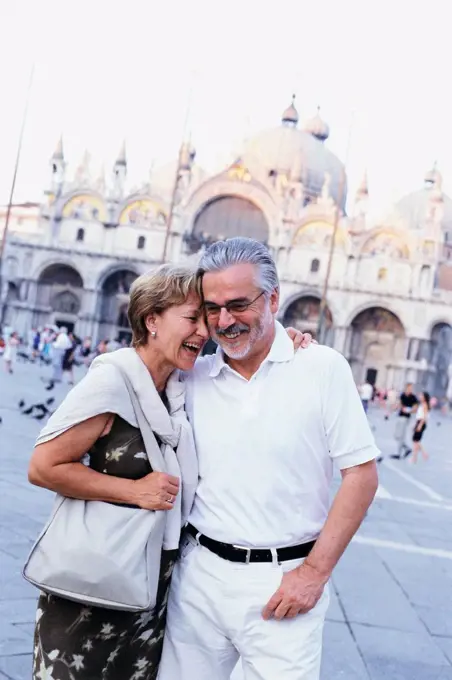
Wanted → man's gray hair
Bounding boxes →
[198,237,279,293]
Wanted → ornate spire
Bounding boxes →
[356,170,369,198]
[94,164,106,194]
[74,149,91,186]
[115,140,127,166]
[179,141,196,171]
[281,94,299,127]
[52,135,64,160]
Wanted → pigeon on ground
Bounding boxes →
[34,404,50,416]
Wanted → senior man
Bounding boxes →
[158,237,379,680]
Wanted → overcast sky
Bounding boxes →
[1,0,451,218]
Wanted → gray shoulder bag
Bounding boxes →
[23,372,168,611]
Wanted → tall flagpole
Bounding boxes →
[316,111,355,343]
[0,64,35,322]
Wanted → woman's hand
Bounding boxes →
[132,472,180,511]
[285,327,315,350]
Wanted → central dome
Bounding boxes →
[242,99,347,211]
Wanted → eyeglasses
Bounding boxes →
[204,291,265,318]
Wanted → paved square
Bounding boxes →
[1,361,451,679]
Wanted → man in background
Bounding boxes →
[393,383,418,458]
[359,379,373,414]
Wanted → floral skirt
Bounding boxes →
[33,550,176,680]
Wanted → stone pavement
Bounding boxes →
[1,359,452,679]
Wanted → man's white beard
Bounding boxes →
[217,307,273,360]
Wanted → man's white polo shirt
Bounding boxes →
[184,321,379,548]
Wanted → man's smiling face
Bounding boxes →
[202,263,279,360]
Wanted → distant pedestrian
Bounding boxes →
[394,383,418,458]
[40,327,53,364]
[32,329,41,360]
[106,337,121,353]
[28,327,36,358]
[411,392,430,464]
[51,328,73,382]
[62,332,77,385]
[80,336,93,367]
[3,332,19,373]
[385,387,397,419]
[359,380,373,413]
[96,339,108,356]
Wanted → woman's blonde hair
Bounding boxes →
[128,263,200,347]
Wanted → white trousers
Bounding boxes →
[158,536,329,680]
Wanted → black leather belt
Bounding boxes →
[186,524,316,564]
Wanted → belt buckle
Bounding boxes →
[233,544,251,564]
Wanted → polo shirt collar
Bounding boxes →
[208,321,294,378]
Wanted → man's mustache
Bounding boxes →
[215,323,249,336]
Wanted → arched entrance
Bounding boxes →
[186,195,270,253]
[428,323,452,397]
[282,296,334,344]
[348,307,405,388]
[98,269,138,342]
[36,264,84,330]
[39,263,84,288]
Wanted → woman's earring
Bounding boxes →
[151,331,157,338]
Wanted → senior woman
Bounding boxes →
[28,264,208,680]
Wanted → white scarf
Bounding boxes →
[37,348,198,550]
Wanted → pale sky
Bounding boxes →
[1,0,451,218]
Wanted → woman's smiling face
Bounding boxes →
[147,293,209,371]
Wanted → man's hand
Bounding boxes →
[285,327,316,350]
[262,562,327,621]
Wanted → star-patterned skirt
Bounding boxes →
[32,550,176,680]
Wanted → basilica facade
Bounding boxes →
[2,97,452,397]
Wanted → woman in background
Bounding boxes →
[411,391,430,463]
[3,331,19,373]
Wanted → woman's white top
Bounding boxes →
[416,404,428,422]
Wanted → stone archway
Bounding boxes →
[428,323,452,397]
[186,195,270,253]
[282,295,334,344]
[39,263,84,288]
[98,269,138,342]
[36,263,83,315]
[348,307,405,389]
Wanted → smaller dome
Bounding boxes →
[424,162,438,185]
[304,107,330,142]
[281,95,299,127]
[396,169,452,231]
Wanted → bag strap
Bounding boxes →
[115,368,167,474]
